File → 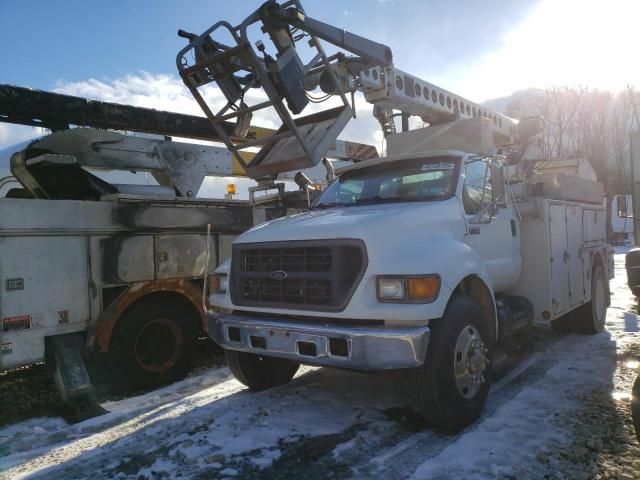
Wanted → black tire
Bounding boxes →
[632,373,640,443]
[225,350,299,391]
[111,298,199,388]
[413,294,492,431]
[575,263,608,335]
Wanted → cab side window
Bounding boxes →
[490,163,506,205]
[462,159,491,214]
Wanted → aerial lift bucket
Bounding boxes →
[176,1,354,180]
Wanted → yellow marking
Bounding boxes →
[231,151,255,176]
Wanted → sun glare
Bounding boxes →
[454,0,639,101]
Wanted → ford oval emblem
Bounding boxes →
[270,270,288,280]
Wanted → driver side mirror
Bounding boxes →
[469,202,496,224]
[469,211,491,224]
[617,195,629,218]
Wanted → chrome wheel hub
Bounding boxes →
[454,325,488,399]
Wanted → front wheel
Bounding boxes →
[225,350,299,391]
[413,294,492,431]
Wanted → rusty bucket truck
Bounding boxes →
[179,0,614,431]
[0,125,252,408]
[0,85,377,408]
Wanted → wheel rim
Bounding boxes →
[134,319,183,373]
[593,271,606,330]
[454,325,488,399]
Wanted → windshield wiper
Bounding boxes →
[309,202,353,210]
[354,196,424,205]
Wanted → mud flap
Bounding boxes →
[48,334,107,422]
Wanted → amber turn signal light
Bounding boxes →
[209,275,220,294]
[406,276,440,302]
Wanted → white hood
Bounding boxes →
[238,197,467,256]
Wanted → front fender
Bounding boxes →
[367,237,495,323]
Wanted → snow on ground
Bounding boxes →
[1,250,639,479]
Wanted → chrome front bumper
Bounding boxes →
[208,312,430,370]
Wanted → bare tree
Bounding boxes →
[505,86,637,240]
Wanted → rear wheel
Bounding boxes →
[413,294,492,431]
[632,373,640,443]
[225,350,299,391]
[575,263,607,334]
[111,298,198,388]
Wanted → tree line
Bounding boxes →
[504,87,638,238]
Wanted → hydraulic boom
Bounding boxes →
[177,0,540,180]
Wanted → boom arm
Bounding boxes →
[177,1,539,179]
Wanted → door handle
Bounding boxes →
[469,227,481,235]
[563,250,569,263]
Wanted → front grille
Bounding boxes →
[241,278,332,304]
[231,240,367,311]
[240,246,333,273]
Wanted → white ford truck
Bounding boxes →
[208,146,612,430]
[178,1,613,430]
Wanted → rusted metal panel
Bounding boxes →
[93,278,206,353]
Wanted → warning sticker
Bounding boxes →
[1,343,12,355]
[2,315,31,332]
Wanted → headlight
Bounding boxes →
[377,275,440,303]
[209,274,228,294]
[377,277,405,300]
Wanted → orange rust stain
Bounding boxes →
[94,278,205,353]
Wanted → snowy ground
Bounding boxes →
[1,250,639,479]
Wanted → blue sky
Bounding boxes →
[1,0,638,167]
[1,0,539,92]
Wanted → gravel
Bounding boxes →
[0,336,225,427]
[517,342,640,480]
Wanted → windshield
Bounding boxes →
[312,155,460,209]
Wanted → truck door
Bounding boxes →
[462,157,521,292]
[549,205,570,314]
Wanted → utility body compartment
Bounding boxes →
[0,196,248,371]
[507,197,609,323]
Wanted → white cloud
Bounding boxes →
[0,72,379,198]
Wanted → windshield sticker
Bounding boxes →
[421,162,455,171]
